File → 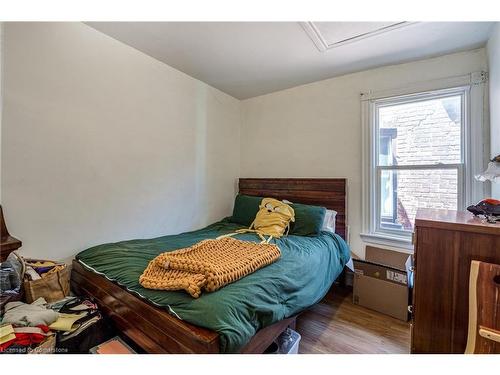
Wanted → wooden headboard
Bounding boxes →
[238,178,348,241]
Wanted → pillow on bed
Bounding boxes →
[231,195,327,236]
[321,209,337,233]
[289,203,326,236]
[230,194,262,226]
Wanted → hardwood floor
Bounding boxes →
[296,286,410,354]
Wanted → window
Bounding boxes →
[361,73,488,248]
[377,91,464,235]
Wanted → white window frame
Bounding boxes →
[360,72,489,250]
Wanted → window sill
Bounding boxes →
[360,232,414,251]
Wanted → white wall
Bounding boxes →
[487,23,500,199]
[2,23,241,261]
[2,23,492,262]
[241,49,488,258]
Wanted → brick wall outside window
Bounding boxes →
[379,98,461,230]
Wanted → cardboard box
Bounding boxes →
[352,246,413,321]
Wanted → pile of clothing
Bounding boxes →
[0,296,105,354]
[24,259,66,281]
[0,324,53,353]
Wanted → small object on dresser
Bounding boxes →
[467,198,500,224]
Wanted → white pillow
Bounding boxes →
[321,209,337,233]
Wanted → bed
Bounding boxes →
[71,178,349,353]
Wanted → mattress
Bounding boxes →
[75,218,350,353]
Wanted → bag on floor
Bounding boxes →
[23,258,70,303]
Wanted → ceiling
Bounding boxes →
[87,22,496,99]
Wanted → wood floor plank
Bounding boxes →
[296,287,410,354]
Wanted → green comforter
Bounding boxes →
[75,219,350,353]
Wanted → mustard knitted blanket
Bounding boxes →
[139,237,281,298]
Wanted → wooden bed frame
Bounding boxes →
[70,178,348,353]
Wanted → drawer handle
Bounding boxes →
[479,327,500,343]
[408,305,414,314]
[494,275,500,285]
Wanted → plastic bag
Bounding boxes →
[0,252,24,295]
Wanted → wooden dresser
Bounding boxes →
[411,208,500,353]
